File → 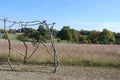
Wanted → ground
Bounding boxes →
[0,65,120,80]
[0,42,120,80]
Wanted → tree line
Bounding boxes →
[57,26,120,44]
[0,26,120,44]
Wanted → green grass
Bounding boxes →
[0,52,23,64]
[0,52,7,62]
[0,52,54,65]
[60,57,120,68]
[0,52,120,68]
[9,34,17,40]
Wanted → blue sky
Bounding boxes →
[0,0,120,32]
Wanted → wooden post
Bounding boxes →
[1,18,58,72]
[4,18,13,71]
[20,22,28,64]
[23,41,28,64]
[44,22,58,73]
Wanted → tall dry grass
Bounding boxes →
[56,44,120,67]
[0,41,120,67]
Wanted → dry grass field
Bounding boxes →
[0,41,120,80]
[0,65,120,80]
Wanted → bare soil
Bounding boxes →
[0,65,120,80]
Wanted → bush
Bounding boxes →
[2,34,7,40]
[83,40,88,44]
[16,34,28,41]
[8,29,16,34]
[57,38,61,43]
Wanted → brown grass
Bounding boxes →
[0,65,120,80]
[0,41,120,67]
[0,41,120,80]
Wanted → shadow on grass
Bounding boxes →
[0,63,55,73]
[0,67,54,73]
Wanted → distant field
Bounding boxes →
[0,41,120,67]
[0,41,120,80]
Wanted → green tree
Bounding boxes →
[79,35,88,43]
[52,29,59,38]
[79,29,90,44]
[89,30,100,43]
[70,29,79,43]
[16,27,47,42]
[57,26,72,42]
[115,33,120,44]
[36,25,48,42]
[0,29,5,33]
[21,28,36,33]
[8,29,16,34]
[99,29,115,44]
[37,25,47,36]
[20,28,37,37]
[79,29,90,35]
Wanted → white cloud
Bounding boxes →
[72,22,120,32]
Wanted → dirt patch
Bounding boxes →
[0,65,120,80]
